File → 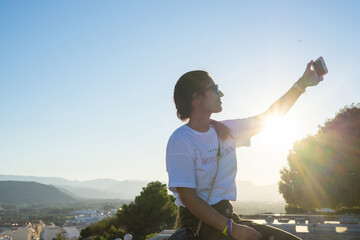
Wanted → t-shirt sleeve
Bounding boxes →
[222,117,254,147]
[166,135,196,194]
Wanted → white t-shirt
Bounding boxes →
[166,118,254,207]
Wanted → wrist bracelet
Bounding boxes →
[293,81,305,94]
[227,219,233,236]
[221,219,233,236]
[221,224,228,236]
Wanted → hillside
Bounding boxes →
[0,175,284,202]
[0,175,150,200]
[0,181,78,205]
[236,180,283,202]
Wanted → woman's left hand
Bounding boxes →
[298,60,321,88]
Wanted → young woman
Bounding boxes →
[166,61,322,240]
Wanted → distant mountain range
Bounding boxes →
[0,181,78,205]
[0,175,284,202]
[0,175,151,200]
[236,180,283,202]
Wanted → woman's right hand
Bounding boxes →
[231,223,263,240]
[299,60,321,88]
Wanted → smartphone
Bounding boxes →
[313,56,328,80]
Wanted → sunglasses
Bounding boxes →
[197,84,220,95]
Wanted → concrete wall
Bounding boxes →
[295,233,360,240]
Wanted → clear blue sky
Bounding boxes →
[1,1,359,185]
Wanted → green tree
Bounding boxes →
[80,181,177,240]
[117,181,177,240]
[53,233,66,240]
[80,217,124,240]
[279,104,360,212]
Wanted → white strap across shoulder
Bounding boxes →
[194,136,221,236]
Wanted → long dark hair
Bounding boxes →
[173,70,232,140]
[174,70,211,121]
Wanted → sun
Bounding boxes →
[260,115,300,147]
[265,116,287,132]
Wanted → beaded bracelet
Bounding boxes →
[221,219,233,237]
[221,225,228,236]
[227,219,233,237]
[293,81,305,94]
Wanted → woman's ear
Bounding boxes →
[191,98,201,109]
[192,93,201,105]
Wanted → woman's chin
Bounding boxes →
[214,107,222,113]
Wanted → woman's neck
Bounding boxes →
[187,114,211,133]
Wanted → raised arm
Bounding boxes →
[251,60,321,136]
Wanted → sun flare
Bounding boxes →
[261,116,300,146]
[265,116,286,132]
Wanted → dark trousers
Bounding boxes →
[179,200,301,240]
